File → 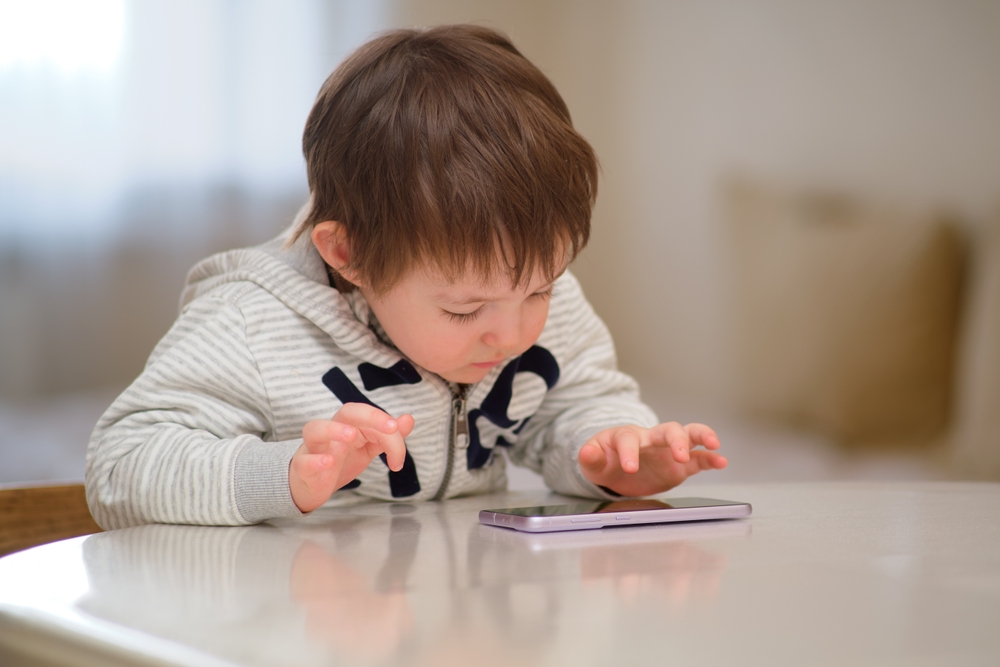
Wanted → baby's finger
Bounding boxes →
[614,428,642,474]
[293,451,337,480]
[378,430,408,473]
[685,423,720,450]
[355,425,408,473]
[685,450,728,475]
[372,415,414,472]
[663,421,691,463]
[333,402,400,435]
[578,442,608,475]
[302,420,355,453]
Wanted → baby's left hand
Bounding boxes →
[578,422,727,497]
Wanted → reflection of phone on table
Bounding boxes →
[479,497,751,533]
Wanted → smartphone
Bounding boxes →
[479,497,751,533]
[479,514,752,551]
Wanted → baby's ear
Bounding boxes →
[311,221,362,284]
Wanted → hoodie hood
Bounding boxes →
[179,226,397,367]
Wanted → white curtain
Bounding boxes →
[0,0,385,246]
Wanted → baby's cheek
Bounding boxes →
[522,302,549,344]
[415,329,477,370]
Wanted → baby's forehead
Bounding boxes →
[420,260,563,300]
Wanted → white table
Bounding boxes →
[1,482,999,666]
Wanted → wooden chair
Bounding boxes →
[0,484,102,557]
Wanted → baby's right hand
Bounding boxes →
[289,403,415,513]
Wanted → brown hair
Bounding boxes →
[291,24,597,295]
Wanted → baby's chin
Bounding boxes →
[436,364,495,385]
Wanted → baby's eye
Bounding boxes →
[530,287,554,300]
[443,308,483,323]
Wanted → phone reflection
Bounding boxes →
[475,519,748,612]
[581,539,729,609]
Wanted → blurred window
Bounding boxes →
[0,0,384,246]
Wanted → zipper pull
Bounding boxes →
[453,395,469,448]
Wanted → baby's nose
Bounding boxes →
[483,318,520,350]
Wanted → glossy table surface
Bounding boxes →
[1,482,999,666]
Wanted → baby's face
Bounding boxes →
[361,263,561,384]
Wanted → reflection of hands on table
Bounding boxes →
[289,540,413,658]
[289,402,415,512]
[581,540,728,607]
[578,422,727,497]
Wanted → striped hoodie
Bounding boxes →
[85,229,658,528]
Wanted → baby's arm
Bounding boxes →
[87,297,301,529]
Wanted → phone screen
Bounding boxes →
[497,497,747,517]
[481,497,752,533]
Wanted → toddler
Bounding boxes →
[86,24,726,528]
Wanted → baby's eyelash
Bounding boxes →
[444,288,552,323]
[444,308,483,323]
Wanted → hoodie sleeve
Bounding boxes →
[86,287,304,529]
[508,273,660,499]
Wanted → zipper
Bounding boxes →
[432,383,468,500]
